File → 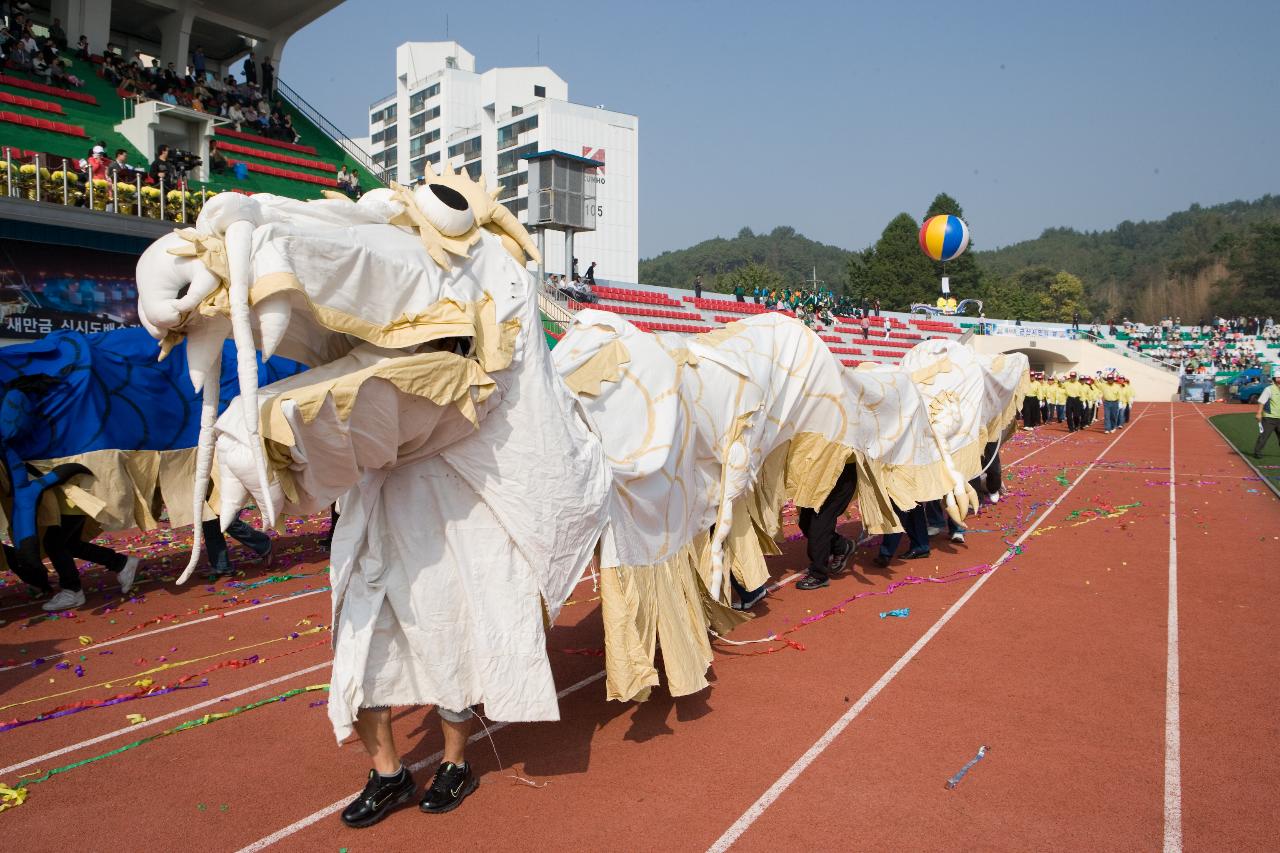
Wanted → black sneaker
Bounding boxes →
[903,548,930,560]
[873,554,891,569]
[732,584,769,611]
[341,767,416,828]
[795,573,829,591]
[827,537,853,575]
[419,761,478,814]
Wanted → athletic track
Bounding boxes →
[1,402,1276,851]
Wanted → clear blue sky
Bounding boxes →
[282,0,1279,259]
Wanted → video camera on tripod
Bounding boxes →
[167,149,202,180]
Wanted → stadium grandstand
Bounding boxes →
[0,0,381,342]
[537,276,1279,400]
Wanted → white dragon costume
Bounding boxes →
[135,171,610,740]
[553,311,981,701]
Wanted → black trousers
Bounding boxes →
[969,440,1002,497]
[1256,417,1280,455]
[1066,396,1084,431]
[878,504,930,558]
[3,515,129,592]
[1022,396,1040,427]
[797,462,858,581]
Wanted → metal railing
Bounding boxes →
[276,78,387,185]
[2,147,212,224]
[538,281,578,329]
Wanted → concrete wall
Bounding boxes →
[970,335,1180,401]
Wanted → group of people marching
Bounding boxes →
[1020,371,1134,434]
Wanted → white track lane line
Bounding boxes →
[0,587,329,674]
[235,670,606,853]
[705,403,1151,853]
[1164,405,1183,852]
[0,660,331,777]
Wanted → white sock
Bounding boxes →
[378,765,404,779]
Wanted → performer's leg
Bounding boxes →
[202,519,232,575]
[226,516,272,557]
[342,706,417,828]
[3,542,52,591]
[43,525,83,592]
[353,707,401,774]
[797,463,857,590]
[439,707,472,765]
[420,707,479,814]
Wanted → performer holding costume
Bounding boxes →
[135,170,610,827]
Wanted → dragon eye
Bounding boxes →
[417,182,475,237]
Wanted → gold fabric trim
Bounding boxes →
[563,339,631,397]
[260,350,496,449]
[600,536,748,703]
[248,272,519,375]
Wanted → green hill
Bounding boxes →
[977,195,1280,320]
[640,194,1280,320]
[638,226,852,293]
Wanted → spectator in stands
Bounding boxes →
[242,51,257,85]
[209,139,229,174]
[226,101,245,130]
[48,16,67,51]
[192,45,205,79]
[76,34,91,61]
[694,274,703,299]
[734,283,746,303]
[584,261,597,285]
[262,56,275,94]
[860,314,871,340]
[344,168,361,199]
[149,144,174,186]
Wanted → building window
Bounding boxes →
[497,170,528,201]
[464,162,482,180]
[497,114,538,151]
[409,84,440,114]
[410,152,442,181]
[409,107,440,136]
[371,124,397,146]
[374,146,397,167]
[503,197,529,217]
[447,135,482,161]
[533,85,545,98]
[385,166,397,183]
[497,141,538,176]
[370,104,397,125]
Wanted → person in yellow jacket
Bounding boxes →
[1119,377,1134,424]
[1064,372,1085,432]
[1022,372,1042,429]
[1101,374,1123,433]
[1052,376,1067,423]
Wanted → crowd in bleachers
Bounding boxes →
[104,48,300,145]
[1,10,84,88]
[1118,315,1277,373]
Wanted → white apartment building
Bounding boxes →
[367,42,639,282]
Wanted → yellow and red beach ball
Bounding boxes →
[918,215,970,262]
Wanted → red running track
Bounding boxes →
[0,403,1275,851]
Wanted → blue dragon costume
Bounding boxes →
[0,326,305,580]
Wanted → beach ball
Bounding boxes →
[918,215,970,262]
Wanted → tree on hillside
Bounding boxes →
[1041,271,1088,323]
[717,262,785,296]
[924,192,982,299]
[861,213,938,310]
[1223,221,1280,314]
